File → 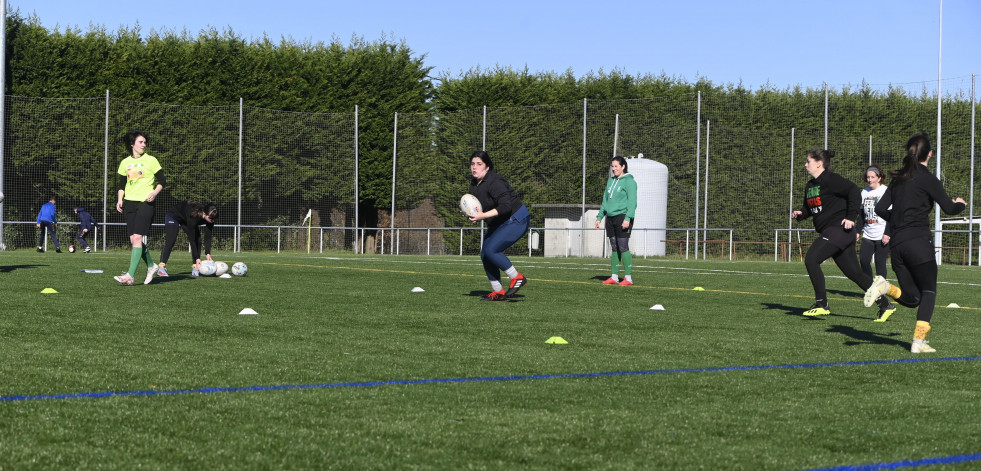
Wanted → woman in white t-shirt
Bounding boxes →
[859,165,889,279]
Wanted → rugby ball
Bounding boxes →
[231,262,248,277]
[198,260,217,276]
[215,261,229,276]
[460,193,482,217]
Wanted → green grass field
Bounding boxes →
[2,250,980,469]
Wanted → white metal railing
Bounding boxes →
[774,228,981,265]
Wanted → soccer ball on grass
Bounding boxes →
[231,262,248,276]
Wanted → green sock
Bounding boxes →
[622,251,633,276]
[142,246,154,266]
[128,247,142,276]
[610,251,621,276]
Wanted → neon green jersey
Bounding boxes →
[117,154,162,202]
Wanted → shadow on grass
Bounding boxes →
[827,288,864,299]
[826,324,908,348]
[761,302,873,321]
[465,290,525,302]
[0,264,45,273]
[151,275,194,284]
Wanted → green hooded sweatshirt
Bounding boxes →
[597,173,637,222]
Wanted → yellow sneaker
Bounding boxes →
[803,303,831,316]
[873,303,897,323]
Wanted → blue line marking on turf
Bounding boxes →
[803,452,981,470]
[2,355,979,403]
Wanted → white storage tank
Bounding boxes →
[625,155,668,256]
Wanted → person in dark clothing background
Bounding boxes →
[156,199,218,277]
[792,148,895,319]
[864,133,966,353]
[73,206,95,253]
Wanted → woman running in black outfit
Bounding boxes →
[792,149,895,319]
[863,133,966,353]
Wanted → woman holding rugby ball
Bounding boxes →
[467,151,530,301]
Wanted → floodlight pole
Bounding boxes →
[694,91,701,260]
[0,0,6,250]
[934,0,943,264]
[823,83,828,149]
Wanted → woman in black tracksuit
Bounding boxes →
[792,148,894,318]
[157,200,218,277]
[863,133,966,353]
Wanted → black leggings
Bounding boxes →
[159,222,199,265]
[805,237,873,301]
[890,238,939,323]
[859,237,889,278]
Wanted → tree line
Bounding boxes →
[5,12,976,253]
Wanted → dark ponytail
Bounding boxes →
[890,133,931,184]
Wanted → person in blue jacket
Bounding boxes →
[36,196,62,253]
[73,206,95,253]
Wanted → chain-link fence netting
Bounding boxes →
[1,89,977,263]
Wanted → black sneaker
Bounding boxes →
[56,248,63,253]
[37,247,43,253]
[504,274,527,298]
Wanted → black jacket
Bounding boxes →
[875,164,965,246]
[469,170,523,232]
[168,201,215,260]
[795,170,862,234]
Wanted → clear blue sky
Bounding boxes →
[15,0,981,94]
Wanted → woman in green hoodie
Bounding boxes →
[594,156,638,285]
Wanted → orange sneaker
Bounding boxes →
[602,277,619,285]
[618,279,633,286]
[505,274,527,297]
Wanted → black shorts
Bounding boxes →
[605,214,632,239]
[891,237,936,267]
[123,200,155,236]
[820,225,857,250]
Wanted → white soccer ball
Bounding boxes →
[231,262,248,277]
[198,260,217,276]
[68,245,75,253]
[215,261,229,276]
[460,193,482,217]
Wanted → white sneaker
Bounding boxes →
[114,272,134,286]
[144,264,159,285]
[911,339,936,354]
[864,276,890,307]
